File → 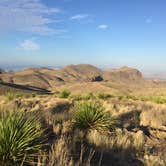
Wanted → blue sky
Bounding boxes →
[0,0,166,71]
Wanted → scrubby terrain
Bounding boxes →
[0,64,166,166]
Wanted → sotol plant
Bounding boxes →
[72,101,117,133]
[0,109,45,166]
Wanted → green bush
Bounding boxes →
[59,89,71,98]
[97,93,113,99]
[82,93,95,100]
[69,94,82,100]
[4,92,15,101]
[5,92,36,102]
[72,101,117,133]
[0,109,45,165]
[69,93,96,101]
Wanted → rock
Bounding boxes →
[55,76,64,82]
[89,75,104,82]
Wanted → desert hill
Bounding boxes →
[0,64,149,93]
[54,64,103,82]
[0,64,145,89]
[104,66,143,83]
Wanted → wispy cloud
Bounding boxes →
[19,40,40,51]
[70,14,89,20]
[0,0,65,35]
[98,24,109,30]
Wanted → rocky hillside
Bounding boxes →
[54,64,103,82]
[0,64,145,89]
[104,66,143,83]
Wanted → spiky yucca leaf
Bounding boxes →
[72,101,116,133]
[0,109,45,166]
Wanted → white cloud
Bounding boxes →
[0,0,65,35]
[70,14,89,20]
[98,24,109,30]
[20,40,40,51]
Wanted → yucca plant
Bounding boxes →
[0,109,45,166]
[72,101,117,133]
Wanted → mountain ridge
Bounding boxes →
[0,64,145,89]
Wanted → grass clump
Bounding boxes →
[72,101,116,133]
[4,92,15,101]
[97,93,113,100]
[0,109,45,166]
[59,89,71,98]
[5,92,36,102]
[69,93,96,101]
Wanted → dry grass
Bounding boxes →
[143,155,166,166]
[1,90,166,166]
[37,136,73,166]
[87,129,145,151]
[140,107,166,129]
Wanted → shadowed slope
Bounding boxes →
[0,82,51,95]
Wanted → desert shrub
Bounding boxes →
[15,93,24,98]
[4,92,15,101]
[69,93,97,101]
[125,95,138,100]
[59,89,71,98]
[15,93,36,98]
[5,92,36,102]
[117,95,125,100]
[72,101,117,133]
[69,94,82,101]
[0,109,45,165]
[97,93,113,99]
[82,93,95,100]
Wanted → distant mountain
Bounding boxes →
[104,66,143,83]
[0,64,145,89]
[55,64,103,82]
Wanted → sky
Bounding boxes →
[0,0,166,71]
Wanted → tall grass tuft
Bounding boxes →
[72,101,117,133]
[0,108,45,166]
[4,92,15,101]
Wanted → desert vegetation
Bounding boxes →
[0,109,45,165]
[0,89,165,166]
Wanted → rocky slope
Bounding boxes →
[0,64,145,89]
[104,66,143,83]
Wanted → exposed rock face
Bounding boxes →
[104,66,143,82]
[88,75,104,82]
